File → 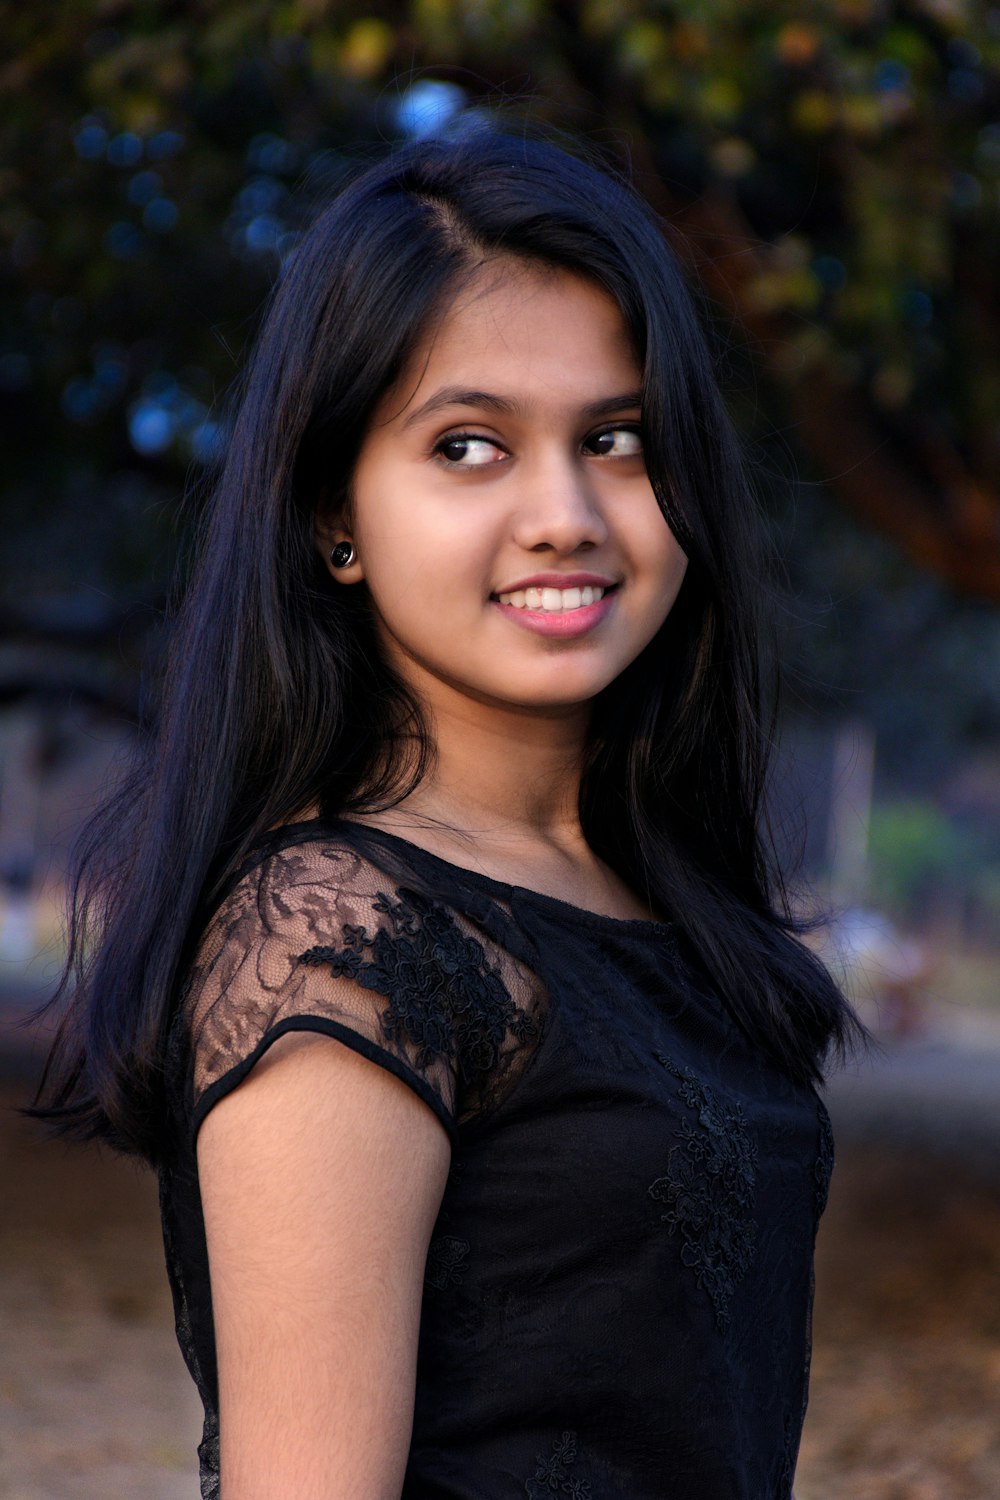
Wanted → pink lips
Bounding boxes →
[490,575,619,640]
[492,571,617,593]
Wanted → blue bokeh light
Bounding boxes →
[244,214,282,253]
[189,419,226,464]
[105,221,143,259]
[143,198,179,233]
[74,121,109,161]
[147,130,185,161]
[247,133,299,175]
[127,171,163,207]
[128,398,175,455]
[394,81,466,140]
[107,132,143,168]
[949,68,986,104]
[62,377,102,423]
[873,60,910,94]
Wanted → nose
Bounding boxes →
[510,448,609,555]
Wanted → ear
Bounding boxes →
[314,498,364,584]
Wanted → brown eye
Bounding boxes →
[436,434,505,466]
[587,427,644,457]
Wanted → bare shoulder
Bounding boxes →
[198,1029,451,1499]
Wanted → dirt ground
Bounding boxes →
[0,1084,201,1500]
[2,1080,999,1500]
[798,1147,1000,1500]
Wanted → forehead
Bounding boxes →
[382,260,641,424]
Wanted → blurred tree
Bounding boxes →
[4,0,1000,600]
[1,0,999,789]
[867,797,984,919]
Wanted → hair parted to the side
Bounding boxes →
[32,122,862,1161]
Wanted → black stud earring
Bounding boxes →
[330,540,357,569]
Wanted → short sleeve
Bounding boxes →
[182,837,543,1142]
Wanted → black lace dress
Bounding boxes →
[159,818,835,1500]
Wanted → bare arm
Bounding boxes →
[197,1031,452,1499]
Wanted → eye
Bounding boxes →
[434,432,506,467]
[586,425,644,458]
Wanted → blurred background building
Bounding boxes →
[2,3,999,1497]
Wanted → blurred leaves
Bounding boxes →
[4,4,999,574]
[1,0,1000,769]
[4,2,1000,552]
[867,797,994,918]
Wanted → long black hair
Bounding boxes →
[34,124,860,1161]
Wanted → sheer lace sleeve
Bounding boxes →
[182,836,543,1141]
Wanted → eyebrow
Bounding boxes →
[400,386,644,429]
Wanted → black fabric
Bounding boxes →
[159,818,834,1500]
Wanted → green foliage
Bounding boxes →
[868,798,994,916]
[608,4,1000,421]
[0,3,396,597]
[3,2,999,566]
[1,0,998,788]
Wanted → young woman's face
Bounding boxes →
[321,260,688,720]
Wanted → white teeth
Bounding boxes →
[497,585,607,611]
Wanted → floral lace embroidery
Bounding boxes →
[425,1235,470,1290]
[814,1098,835,1224]
[648,1053,759,1331]
[525,1430,592,1498]
[297,886,539,1086]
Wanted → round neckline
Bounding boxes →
[278,816,675,936]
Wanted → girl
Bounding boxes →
[36,126,859,1498]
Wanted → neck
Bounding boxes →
[347,674,659,921]
[372,685,591,854]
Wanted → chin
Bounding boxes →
[494,677,614,712]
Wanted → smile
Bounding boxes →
[491,584,618,640]
[496,585,607,611]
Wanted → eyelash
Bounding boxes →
[432,424,644,466]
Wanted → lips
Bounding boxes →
[492,571,618,595]
[490,581,618,638]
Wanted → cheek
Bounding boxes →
[650,554,688,638]
[640,508,689,607]
[663,543,689,594]
[355,518,488,653]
